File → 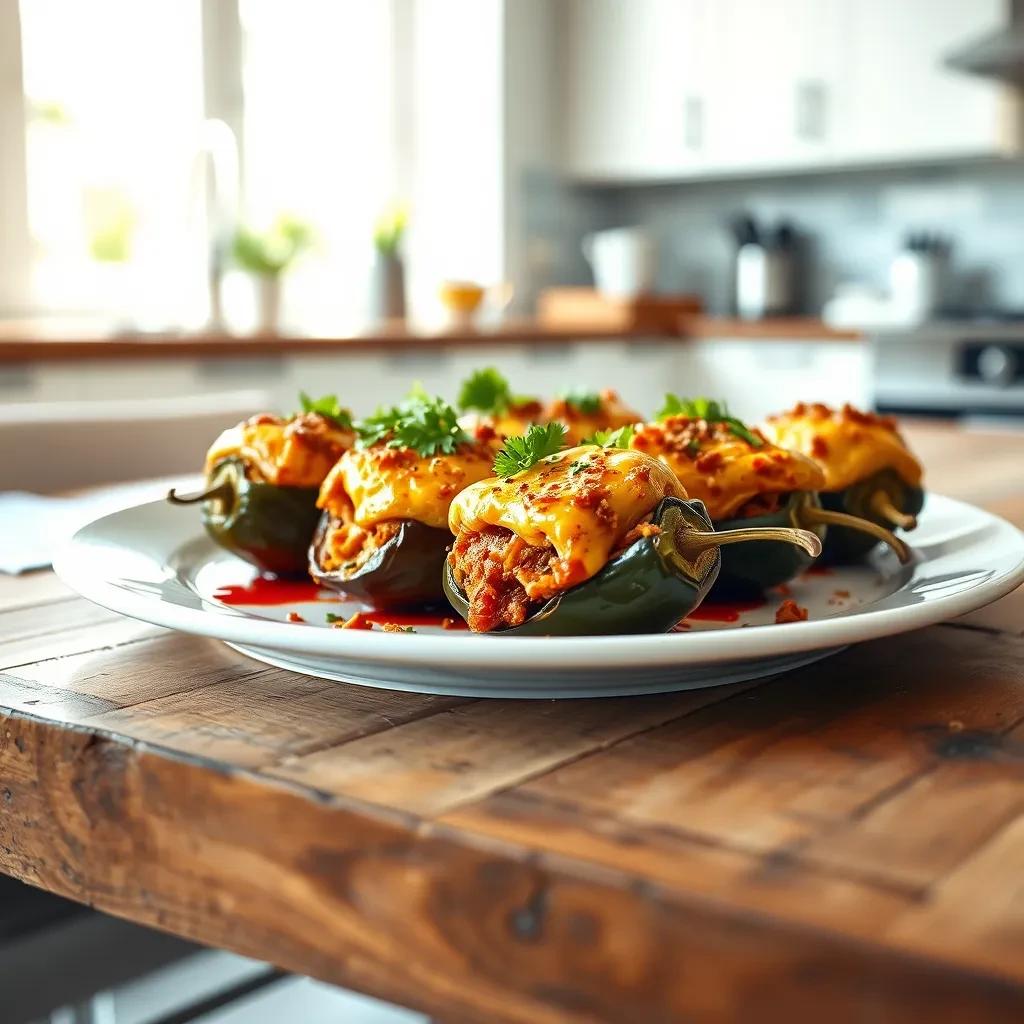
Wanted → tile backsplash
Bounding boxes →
[523,159,1024,316]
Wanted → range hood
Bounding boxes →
[946,0,1024,84]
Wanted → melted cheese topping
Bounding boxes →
[205,413,354,488]
[630,416,825,520]
[545,389,642,445]
[458,399,545,440]
[449,445,687,591]
[318,442,497,530]
[762,403,922,491]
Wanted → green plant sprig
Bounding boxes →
[559,388,603,415]
[493,422,568,478]
[458,367,512,415]
[298,392,353,430]
[356,387,469,457]
[581,424,634,449]
[656,395,763,448]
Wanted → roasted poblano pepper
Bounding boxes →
[818,469,924,565]
[443,496,821,635]
[711,488,911,598]
[309,514,451,609]
[167,457,321,575]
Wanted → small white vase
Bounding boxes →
[255,274,282,334]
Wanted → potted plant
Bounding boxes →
[371,202,408,322]
[232,215,313,334]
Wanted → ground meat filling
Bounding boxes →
[318,517,403,574]
[451,526,557,633]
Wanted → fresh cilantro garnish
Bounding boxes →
[560,388,602,415]
[582,424,634,449]
[356,386,469,456]
[299,391,353,430]
[656,395,763,448]
[569,457,592,476]
[493,422,568,478]
[325,612,342,623]
[458,367,512,415]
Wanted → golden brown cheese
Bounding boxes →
[545,389,641,445]
[318,441,496,530]
[449,445,686,591]
[762,403,922,492]
[458,398,546,440]
[630,416,824,520]
[205,412,354,488]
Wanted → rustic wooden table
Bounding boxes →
[1,423,1023,1023]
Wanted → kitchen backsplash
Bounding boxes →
[522,160,1024,316]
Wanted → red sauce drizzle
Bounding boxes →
[803,564,834,576]
[684,597,766,624]
[214,577,340,606]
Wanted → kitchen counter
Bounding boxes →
[0,316,861,362]
[0,423,1021,1022]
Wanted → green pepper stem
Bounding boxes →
[166,483,232,506]
[679,525,822,559]
[869,490,918,531]
[800,506,911,564]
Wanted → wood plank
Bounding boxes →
[1,711,1021,1024]
[267,684,757,816]
[84,670,464,770]
[0,615,163,671]
[477,628,1024,884]
[0,571,71,612]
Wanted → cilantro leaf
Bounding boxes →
[355,388,469,457]
[298,391,353,430]
[559,388,602,415]
[458,367,512,415]
[655,394,763,447]
[582,424,634,449]
[493,422,568,478]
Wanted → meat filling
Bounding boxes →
[450,526,557,633]
[318,517,402,574]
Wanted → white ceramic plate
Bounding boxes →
[54,495,1024,699]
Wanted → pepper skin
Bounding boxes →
[167,456,321,575]
[444,497,722,635]
[819,469,925,565]
[711,491,827,598]
[309,514,451,609]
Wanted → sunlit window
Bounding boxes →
[19,0,205,324]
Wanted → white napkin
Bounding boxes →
[0,475,201,574]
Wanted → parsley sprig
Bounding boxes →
[582,424,634,449]
[298,391,353,430]
[656,395,763,448]
[493,422,568,478]
[559,388,602,415]
[356,386,469,457]
[458,367,512,415]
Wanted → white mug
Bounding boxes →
[582,228,655,298]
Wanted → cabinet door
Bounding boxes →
[839,0,1012,163]
[560,0,709,180]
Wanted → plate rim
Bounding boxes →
[53,494,1024,670]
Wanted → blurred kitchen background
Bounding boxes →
[2,0,1024,1019]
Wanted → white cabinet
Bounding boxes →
[559,0,1016,181]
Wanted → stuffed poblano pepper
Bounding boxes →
[761,402,923,565]
[443,426,820,635]
[309,389,499,608]
[546,387,642,446]
[167,393,354,575]
[631,396,906,597]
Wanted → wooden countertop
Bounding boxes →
[2,421,1019,1023]
[0,316,861,362]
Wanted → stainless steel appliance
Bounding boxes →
[872,320,1024,419]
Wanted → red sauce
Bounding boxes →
[803,564,834,576]
[685,597,766,623]
[214,577,340,606]
[349,610,467,630]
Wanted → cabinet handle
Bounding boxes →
[683,95,703,150]
[795,79,827,142]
